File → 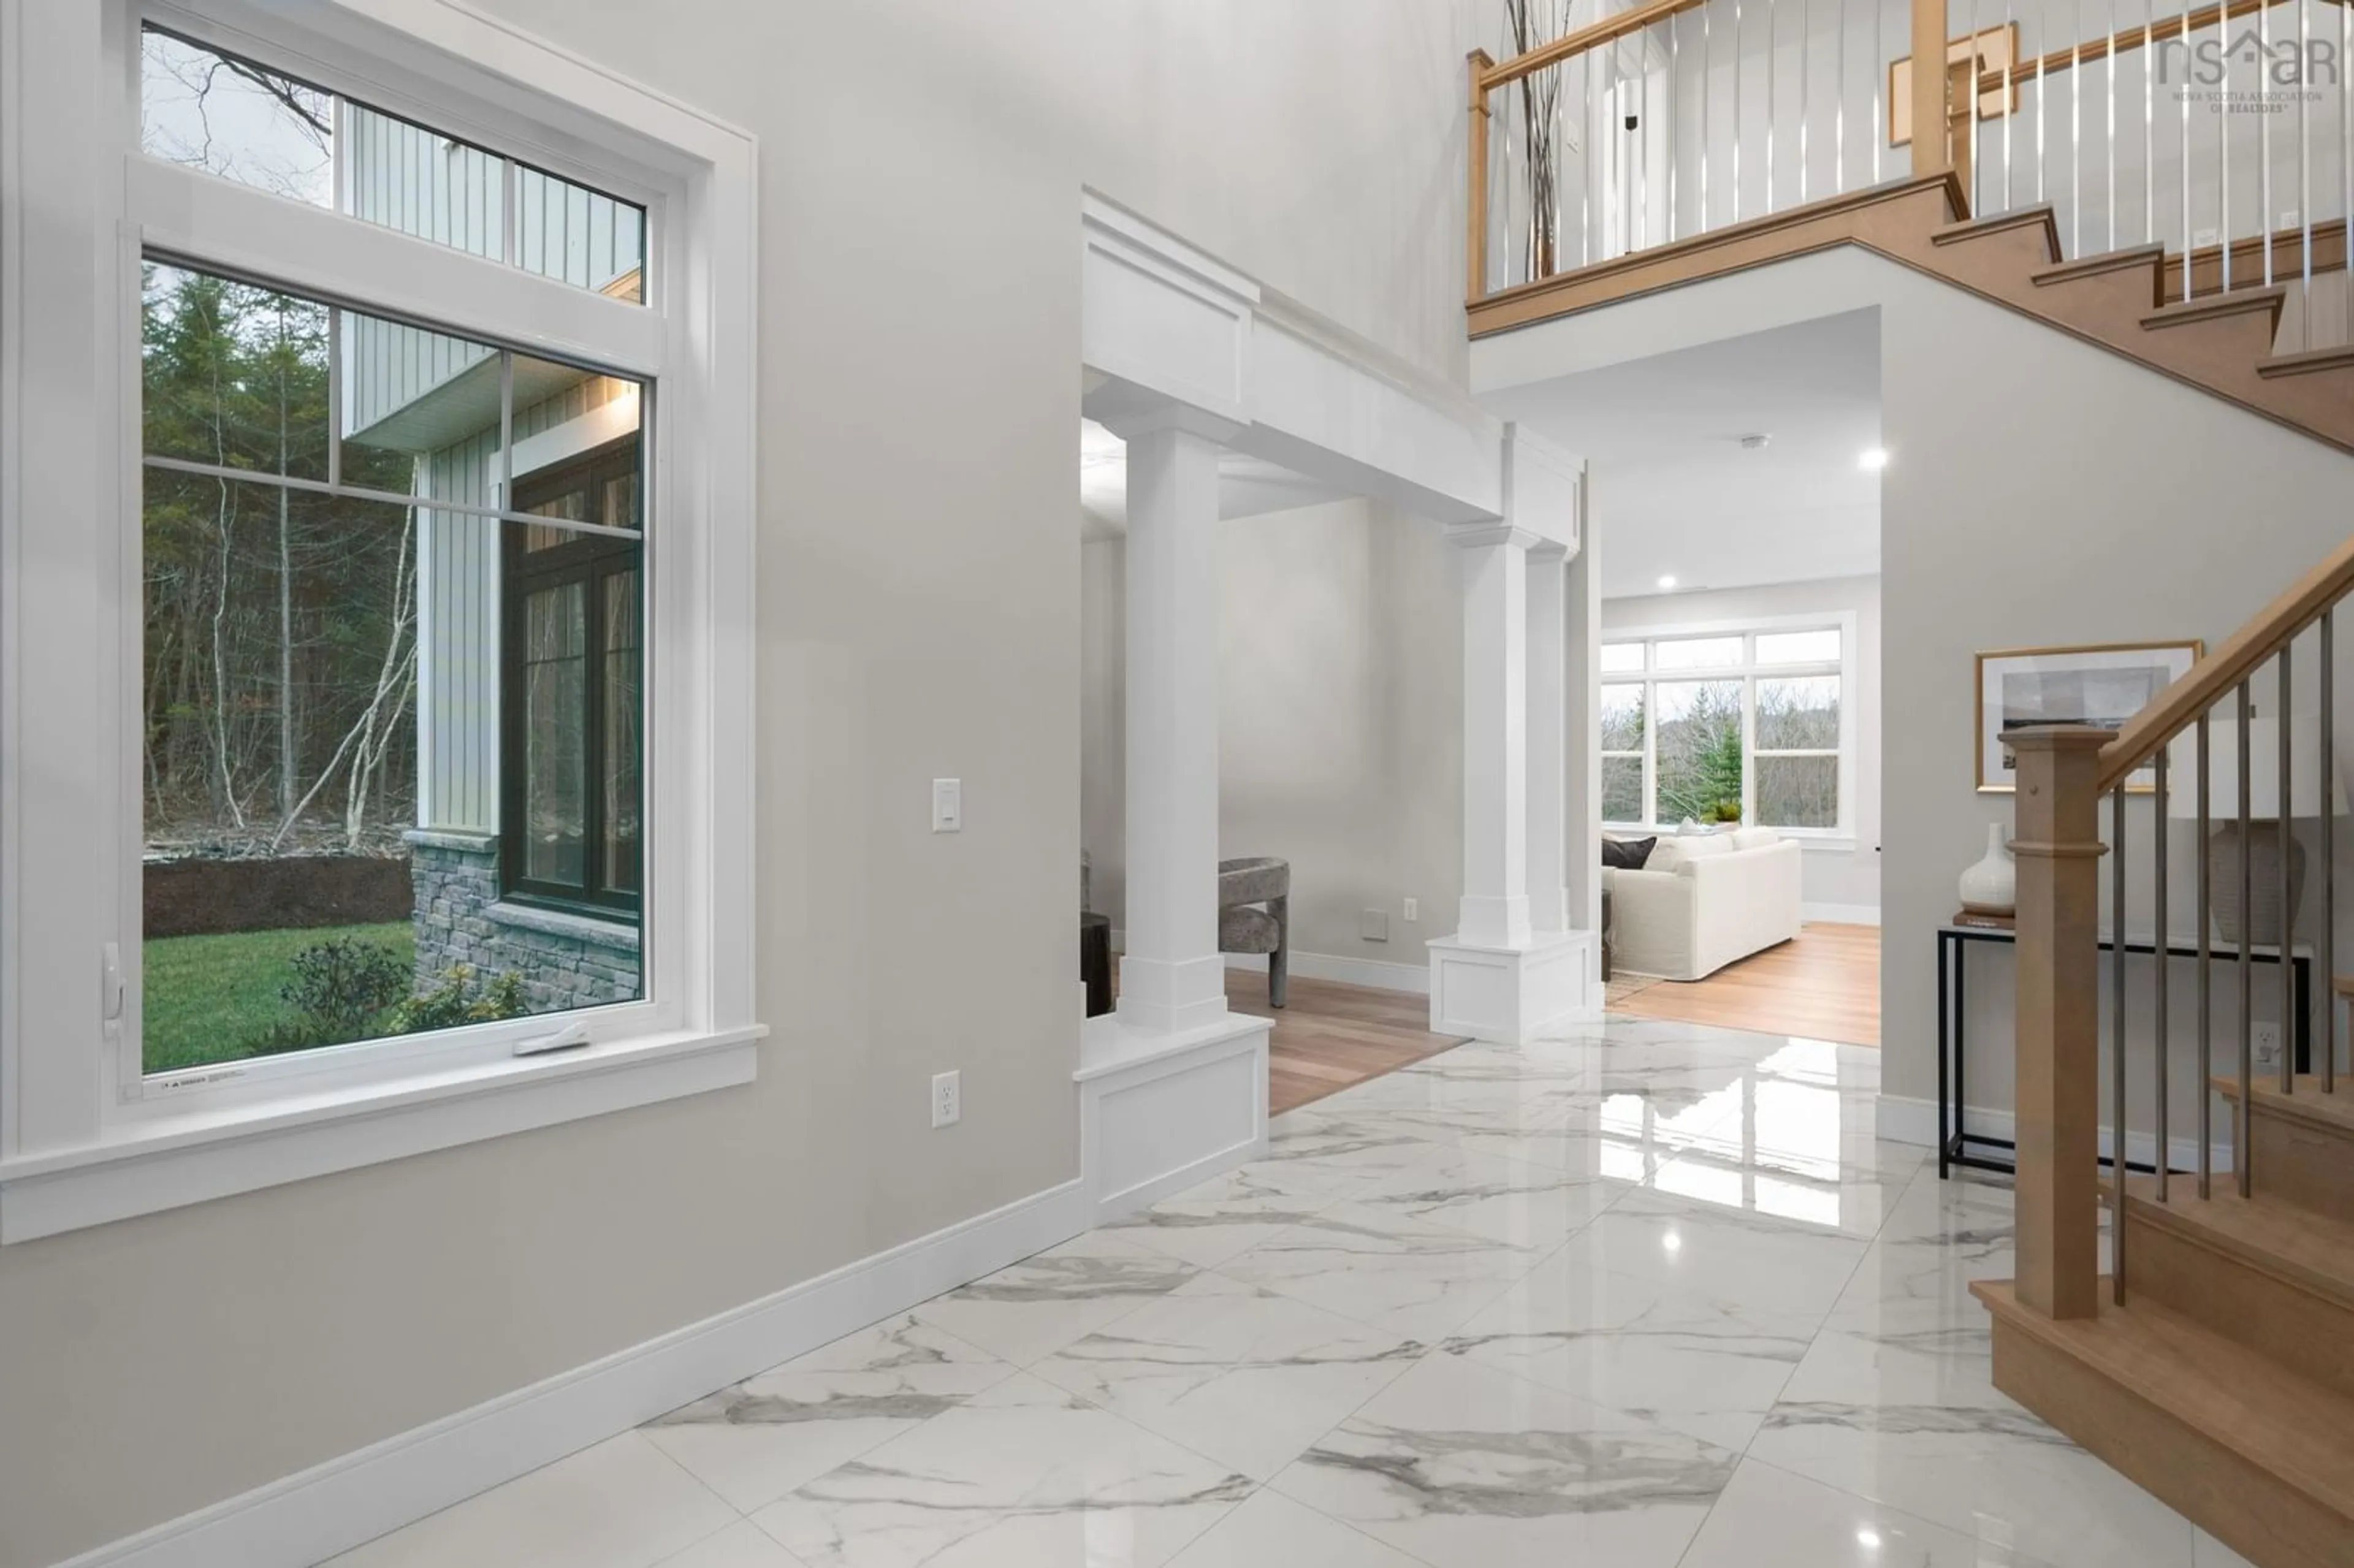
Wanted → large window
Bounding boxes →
[1600,622,1851,834]
[0,0,757,1243]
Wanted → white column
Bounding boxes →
[1453,525,1535,949]
[1563,472,1604,943]
[1114,413,1232,1036]
[1525,541,1569,935]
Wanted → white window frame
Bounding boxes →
[0,0,762,1242]
[1598,612,1857,842]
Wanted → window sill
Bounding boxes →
[0,1023,764,1243]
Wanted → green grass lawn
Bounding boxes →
[143,921,415,1075]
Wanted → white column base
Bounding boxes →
[1426,929,1601,1046]
[1076,1008,1271,1225]
[1114,953,1230,1035]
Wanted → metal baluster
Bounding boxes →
[2155,745,2170,1201]
[2181,0,2194,303]
[2280,651,2296,1094]
[2112,780,2129,1304]
[2108,0,2125,252]
[2198,712,2213,1198]
[2005,0,2016,213]
[1585,47,1598,265]
[1838,0,1848,191]
[1556,61,1569,276]
[2238,677,2255,1197]
[2299,0,2312,349]
[2142,0,2154,247]
[2222,9,2233,294]
[2262,0,2275,287]
[2325,610,2338,1092]
[2074,0,2084,256]
[2326,609,2339,1094]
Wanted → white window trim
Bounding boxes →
[1599,611,1858,842]
[0,0,763,1243]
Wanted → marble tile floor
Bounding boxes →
[330,1018,2260,1568]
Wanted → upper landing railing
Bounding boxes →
[1469,0,2354,349]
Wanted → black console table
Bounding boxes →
[1936,923,2312,1179]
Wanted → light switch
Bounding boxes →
[932,778,962,832]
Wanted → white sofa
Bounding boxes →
[1605,826,1803,981]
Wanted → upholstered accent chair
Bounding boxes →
[1218,856,1290,1007]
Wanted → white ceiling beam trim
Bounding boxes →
[1079,191,1504,527]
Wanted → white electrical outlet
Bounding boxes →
[931,1070,961,1128]
[2253,1024,2283,1069]
[1402,897,1419,923]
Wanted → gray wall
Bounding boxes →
[1601,574,1884,917]
[1081,498,1465,975]
[0,2,1483,1561]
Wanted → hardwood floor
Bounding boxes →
[1225,969,1467,1116]
[1612,921,1881,1046]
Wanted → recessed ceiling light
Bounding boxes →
[1657,574,1678,590]
[1661,1230,1683,1252]
[1856,1527,1884,1550]
[1859,446,1890,471]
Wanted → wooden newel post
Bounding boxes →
[1910,0,1951,178]
[2008,725,2111,1321]
[1467,50,1493,307]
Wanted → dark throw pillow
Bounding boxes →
[1602,835,1656,871]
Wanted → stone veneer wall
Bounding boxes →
[405,829,641,1012]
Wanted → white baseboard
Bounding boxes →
[1802,902,1881,927]
[1225,949,1431,995]
[59,1178,1091,1568]
[1876,1093,2234,1174]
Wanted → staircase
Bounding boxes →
[1469,172,2354,457]
[1965,537,2354,1565]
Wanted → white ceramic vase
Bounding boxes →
[1959,823,2016,915]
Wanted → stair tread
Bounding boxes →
[2142,284,2287,330]
[2033,245,2166,287]
[1976,1279,2354,1510]
[2117,1175,2354,1309]
[2212,1073,2354,1135]
[2263,344,2354,379]
[1932,204,2058,246]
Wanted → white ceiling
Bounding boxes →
[1485,309,1883,599]
[1079,419,1348,541]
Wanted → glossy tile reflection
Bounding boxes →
[331,1018,2226,1568]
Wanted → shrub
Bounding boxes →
[279,936,409,1037]
[387,965,530,1036]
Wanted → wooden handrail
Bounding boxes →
[1975,0,2343,95]
[1480,0,1714,89]
[2097,530,2354,791]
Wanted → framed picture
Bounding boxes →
[1976,641,2203,793]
